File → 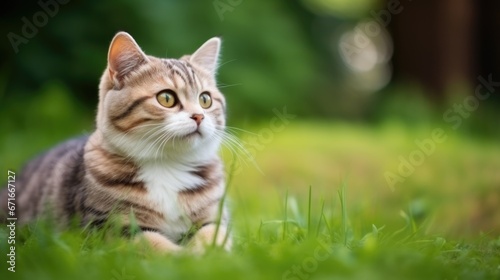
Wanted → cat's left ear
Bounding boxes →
[190,37,221,76]
[108,32,148,83]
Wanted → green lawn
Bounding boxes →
[1,121,500,279]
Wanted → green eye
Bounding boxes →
[199,92,212,109]
[156,90,177,108]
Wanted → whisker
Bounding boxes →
[217,83,244,89]
[217,58,238,69]
[223,126,259,136]
[212,129,263,174]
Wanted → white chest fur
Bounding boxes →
[138,161,203,241]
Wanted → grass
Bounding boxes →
[1,120,500,279]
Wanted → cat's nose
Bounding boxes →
[191,113,205,126]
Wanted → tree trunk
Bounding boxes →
[389,0,476,103]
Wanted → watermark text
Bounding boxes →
[6,171,17,273]
[7,0,70,53]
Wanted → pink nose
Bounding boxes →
[191,114,204,126]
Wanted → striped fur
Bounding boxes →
[0,32,230,252]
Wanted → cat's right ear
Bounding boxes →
[190,37,221,77]
[107,32,148,83]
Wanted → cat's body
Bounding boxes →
[0,32,230,252]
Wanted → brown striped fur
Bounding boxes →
[0,32,231,253]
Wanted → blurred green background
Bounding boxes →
[1,0,500,241]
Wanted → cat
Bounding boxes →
[0,32,231,253]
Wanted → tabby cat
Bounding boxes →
[0,32,231,252]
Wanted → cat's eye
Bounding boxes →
[156,90,177,108]
[199,92,212,109]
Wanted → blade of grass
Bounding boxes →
[307,185,312,237]
[315,198,325,238]
[338,180,347,246]
[283,189,288,241]
[212,153,237,247]
[258,220,263,242]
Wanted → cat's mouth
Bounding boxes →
[181,130,202,139]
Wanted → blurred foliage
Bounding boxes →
[1,0,499,138]
[302,0,378,18]
[1,0,328,121]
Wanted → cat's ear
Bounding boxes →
[190,37,221,76]
[107,32,148,82]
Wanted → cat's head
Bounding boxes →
[96,32,226,162]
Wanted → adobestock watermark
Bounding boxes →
[233,106,296,175]
[282,239,333,280]
[384,129,447,191]
[213,0,243,21]
[5,171,17,273]
[7,0,70,54]
[443,74,499,129]
[385,74,500,190]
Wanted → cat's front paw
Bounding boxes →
[136,231,182,253]
[188,224,231,254]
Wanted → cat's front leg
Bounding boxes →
[188,223,231,254]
